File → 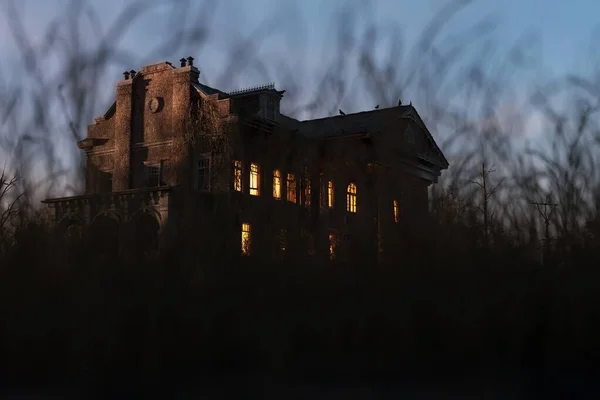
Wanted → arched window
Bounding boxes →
[346,183,357,213]
[250,162,260,196]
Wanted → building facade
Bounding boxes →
[43,57,449,261]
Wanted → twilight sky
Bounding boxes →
[0,0,599,197]
[1,0,598,92]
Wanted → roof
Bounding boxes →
[281,105,448,169]
[191,82,227,98]
[293,106,413,138]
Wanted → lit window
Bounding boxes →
[346,183,357,213]
[328,181,334,208]
[233,160,243,192]
[304,176,311,208]
[329,233,337,260]
[393,200,400,223]
[273,169,282,199]
[241,223,251,255]
[287,173,296,203]
[250,162,260,196]
[197,154,211,192]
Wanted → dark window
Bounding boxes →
[198,154,211,192]
[146,161,164,187]
[99,171,112,193]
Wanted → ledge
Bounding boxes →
[42,186,173,204]
[77,138,109,150]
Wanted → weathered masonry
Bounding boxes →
[43,57,449,261]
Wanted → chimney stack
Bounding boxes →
[180,58,187,68]
[187,56,194,67]
[129,69,136,78]
[123,71,130,80]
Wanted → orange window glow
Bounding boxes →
[273,169,282,199]
[329,233,337,260]
[250,162,260,196]
[233,160,243,192]
[241,223,251,255]
[346,183,357,213]
[287,173,297,203]
[393,200,400,223]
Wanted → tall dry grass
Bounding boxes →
[1,0,600,394]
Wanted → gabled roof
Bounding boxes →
[399,107,449,168]
[282,105,448,170]
[191,82,228,98]
[103,102,116,120]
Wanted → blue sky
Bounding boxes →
[1,0,599,196]
[2,0,598,88]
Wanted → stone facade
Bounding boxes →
[42,57,449,261]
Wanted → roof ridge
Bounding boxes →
[299,105,409,123]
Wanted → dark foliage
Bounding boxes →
[2,0,600,396]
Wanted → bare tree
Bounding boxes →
[0,164,25,252]
[469,163,504,246]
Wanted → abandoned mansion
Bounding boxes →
[43,57,449,261]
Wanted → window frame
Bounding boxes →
[328,232,337,260]
[287,173,297,203]
[346,182,357,213]
[197,153,212,192]
[144,160,164,188]
[249,162,260,196]
[98,169,113,193]
[241,222,251,256]
[233,160,243,192]
[273,169,282,199]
